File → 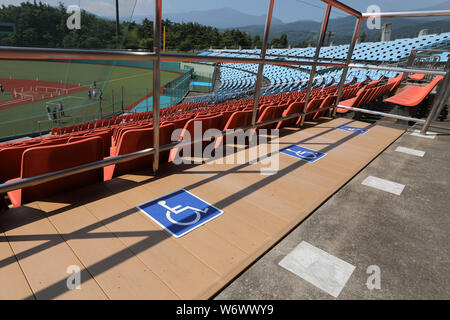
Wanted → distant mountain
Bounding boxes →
[113,2,449,45]
[125,8,284,29]
[237,15,450,45]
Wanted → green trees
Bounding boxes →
[359,32,367,43]
[221,29,252,48]
[270,33,289,48]
[0,2,268,51]
[0,1,116,48]
[252,35,262,48]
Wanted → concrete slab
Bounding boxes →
[395,146,425,157]
[279,241,355,298]
[361,176,405,195]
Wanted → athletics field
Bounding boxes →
[0,59,183,138]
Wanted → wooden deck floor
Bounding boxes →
[0,118,404,299]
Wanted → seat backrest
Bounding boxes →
[276,100,305,129]
[312,95,336,120]
[180,114,223,140]
[168,117,190,130]
[423,75,444,92]
[223,110,253,130]
[257,106,285,130]
[388,73,403,91]
[0,138,69,183]
[356,88,374,107]
[19,137,103,204]
[113,122,152,146]
[68,130,112,157]
[220,110,240,129]
[110,123,175,178]
[304,98,323,121]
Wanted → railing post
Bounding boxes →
[152,0,162,173]
[300,4,332,127]
[251,0,275,127]
[112,89,115,114]
[332,17,362,117]
[402,49,417,81]
[420,60,450,134]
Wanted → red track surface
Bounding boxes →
[0,78,89,111]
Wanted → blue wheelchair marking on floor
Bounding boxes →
[336,125,368,135]
[280,145,326,163]
[136,189,223,238]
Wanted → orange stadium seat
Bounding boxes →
[384,75,443,107]
[104,123,175,181]
[0,137,69,183]
[7,137,104,207]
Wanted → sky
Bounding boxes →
[0,0,448,22]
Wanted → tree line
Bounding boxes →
[0,2,291,51]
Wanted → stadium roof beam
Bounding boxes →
[300,3,332,127]
[321,0,362,18]
[361,10,450,19]
[251,0,275,127]
[333,16,362,117]
[0,46,157,61]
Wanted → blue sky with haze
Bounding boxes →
[0,0,447,22]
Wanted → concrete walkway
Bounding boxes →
[216,119,450,299]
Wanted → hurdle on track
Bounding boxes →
[35,86,69,94]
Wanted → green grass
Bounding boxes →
[0,60,180,138]
[0,92,13,101]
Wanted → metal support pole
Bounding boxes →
[152,0,162,173]
[402,50,417,82]
[251,0,275,127]
[121,86,124,113]
[300,4,332,126]
[115,0,120,49]
[420,61,450,134]
[332,17,362,117]
[112,89,115,114]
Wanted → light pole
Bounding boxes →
[115,0,120,48]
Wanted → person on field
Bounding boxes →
[88,90,92,99]
[98,89,103,101]
[59,102,65,117]
[46,106,52,121]
[93,81,97,89]
[0,83,4,95]
[93,89,97,98]
[52,107,57,121]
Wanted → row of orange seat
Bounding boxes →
[51,102,209,135]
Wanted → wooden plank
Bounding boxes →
[82,192,223,299]
[1,205,107,299]
[0,229,34,300]
[35,196,178,300]
[104,180,251,296]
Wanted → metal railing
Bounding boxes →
[0,0,449,197]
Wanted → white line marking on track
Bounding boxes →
[279,241,355,298]
[395,146,425,157]
[361,176,405,195]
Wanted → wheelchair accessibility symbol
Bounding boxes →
[157,200,207,226]
[280,145,326,163]
[336,125,368,135]
[137,189,223,238]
